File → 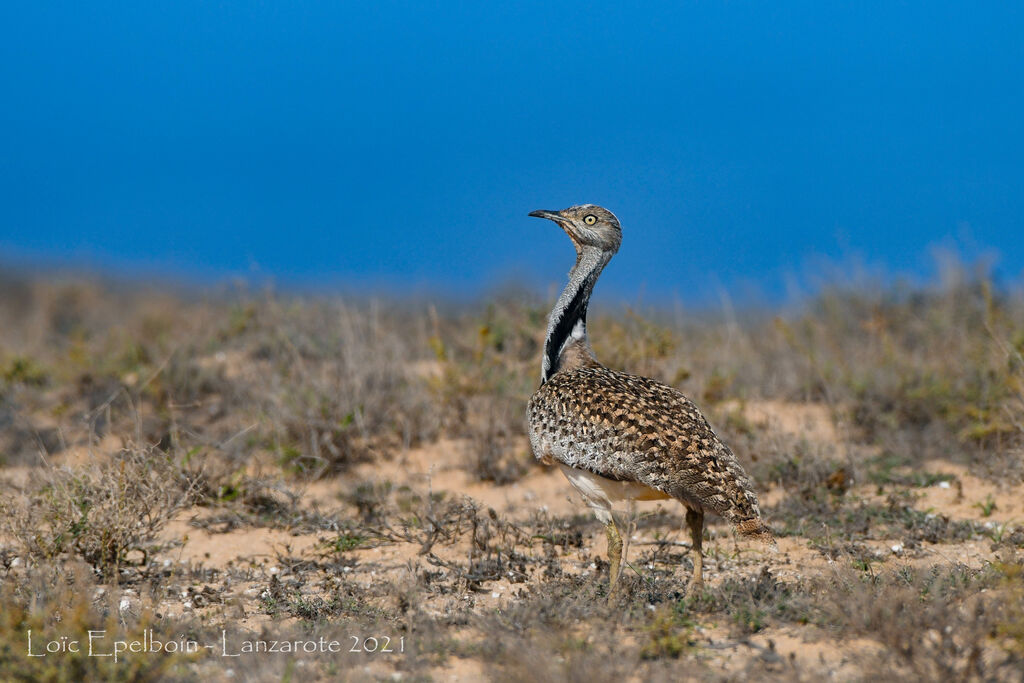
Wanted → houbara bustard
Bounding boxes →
[526,204,774,594]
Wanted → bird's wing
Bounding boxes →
[528,366,763,524]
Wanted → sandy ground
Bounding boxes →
[81,402,1004,679]
[4,400,1020,681]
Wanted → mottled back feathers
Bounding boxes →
[528,362,767,533]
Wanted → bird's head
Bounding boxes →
[528,204,622,255]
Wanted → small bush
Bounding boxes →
[1,445,195,578]
[253,298,440,476]
[428,300,538,483]
[819,564,1022,680]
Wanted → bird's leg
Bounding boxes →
[592,505,624,594]
[685,507,704,590]
[620,500,638,578]
[605,517,624,592]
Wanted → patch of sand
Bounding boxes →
[160,516,325,568]
[729,399,839,443]
[912,460,1022,525]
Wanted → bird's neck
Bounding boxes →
[541,247,612,384]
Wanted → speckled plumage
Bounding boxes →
[528,360,768,536]
[526,203,772,592]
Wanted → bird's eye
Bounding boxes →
[584,215,597,225]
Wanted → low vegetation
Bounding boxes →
[0,260,1022,680]
[1,445,195,578]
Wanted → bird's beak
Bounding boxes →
[528,209,565,224]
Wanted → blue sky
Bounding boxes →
[1,2,1022,303]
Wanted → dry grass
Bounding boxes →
[250,297,441,476]
[1,260,1023,680]
[1,445,195,579]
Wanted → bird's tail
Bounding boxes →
[736,517,777,550]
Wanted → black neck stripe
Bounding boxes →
[542,277,592,383]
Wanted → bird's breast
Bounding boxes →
[558,464,671,507]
